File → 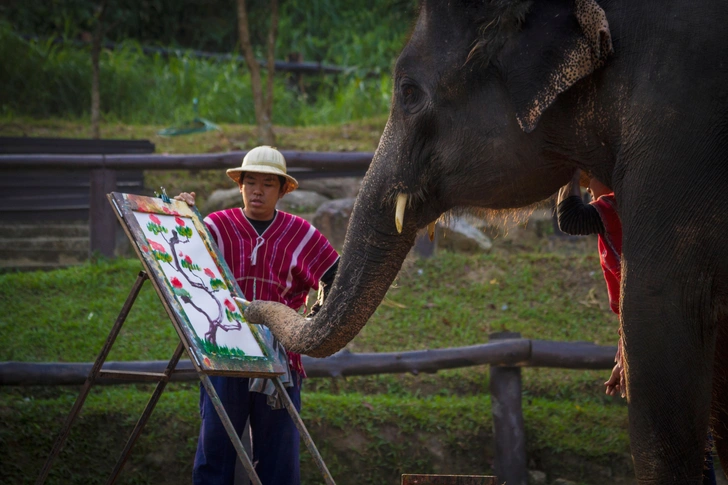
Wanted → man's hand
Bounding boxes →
[174,192,196,206]
[605,336,625,398]
[605,363,623,397]
[557,169,582,206]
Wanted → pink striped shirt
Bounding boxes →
[204,208,338,375]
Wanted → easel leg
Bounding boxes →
[105,340,186,484]
[199,374,263,485]
[273,377,336,485]
[35,271,149,485]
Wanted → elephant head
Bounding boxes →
[245,0,614,357]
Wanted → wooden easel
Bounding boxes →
[35,271,336,485]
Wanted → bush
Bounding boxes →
[0,24,394,126]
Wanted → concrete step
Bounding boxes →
[0,224,89,239]
[0,249,88,266]
[0,223,95,272]
[0,237,89,252]
[0,262,81,273]
[0,236,89,268]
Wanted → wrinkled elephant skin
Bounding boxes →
[246,1,728,481]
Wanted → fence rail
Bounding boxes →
[0,338,616,386]
[0,150,373,171]
[0,150,374,258]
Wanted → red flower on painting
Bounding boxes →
[224,299,236,312]
[184,255,193,265]
[171,277,183,289]
[204,268,215,278]
[175,216,185,227]
[162,207,172,214]
[141,245,149,253]
[149,240,166,253]
[179,252,184,257]
[149,214,161,225]
[203,356,211,367]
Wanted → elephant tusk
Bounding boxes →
[395,193,407,234]
[427,222,435,242]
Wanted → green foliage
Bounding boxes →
[179,257,200,272]
[176,225,193,238]
[151,249,172,263]
[195,335,248,359]
[146,221,168,235]
[0,0,411,126]
[0,23,394,125]
[171,285,191,299]
[209,278,226,291]
[224,307,243,324]
[1,0,416,64]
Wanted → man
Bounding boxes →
[556,170,717,485]
[557,170,623,394]
[176,146,339,485]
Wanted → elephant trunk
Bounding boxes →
[245,149,420,357]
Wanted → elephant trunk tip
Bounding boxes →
[244,300,326,356]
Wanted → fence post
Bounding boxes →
[489,331,527,485]
[89,168,117,259]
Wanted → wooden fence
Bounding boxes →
[0,150,373,257]
[0,333,617,485]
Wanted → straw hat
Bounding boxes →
[226,146,299,194]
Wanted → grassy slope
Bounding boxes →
[0,119,631,484]
[0,250,630,484]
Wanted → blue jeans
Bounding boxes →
[193,375,301,485]
[704,432,717,485]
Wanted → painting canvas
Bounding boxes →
[109,192,286,377]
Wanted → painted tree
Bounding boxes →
[146,215,243,346]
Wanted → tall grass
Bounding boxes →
[0,23,394,126]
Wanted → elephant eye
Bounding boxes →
[399,82,424,114]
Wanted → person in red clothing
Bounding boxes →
[556,170,624,395]
[176,146,339,485]
[556,170,717,485]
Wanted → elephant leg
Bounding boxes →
[622,267,716,484]
[712,318,728,479]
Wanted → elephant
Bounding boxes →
[245,0,728,482]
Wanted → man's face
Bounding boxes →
[588,178,611,200]
[239,172,284,220]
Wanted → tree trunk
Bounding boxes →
[237,0,276,145]
[264,0,279,139]
[90,2,107,140]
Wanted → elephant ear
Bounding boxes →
[502,0,614,133]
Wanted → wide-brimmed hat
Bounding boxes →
[226,146,299,194]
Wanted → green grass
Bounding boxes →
[0,249,623,402]
[0,386,628,484]
[0,259,174,363]
[0,251,617,365]
[0,245,631,484]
